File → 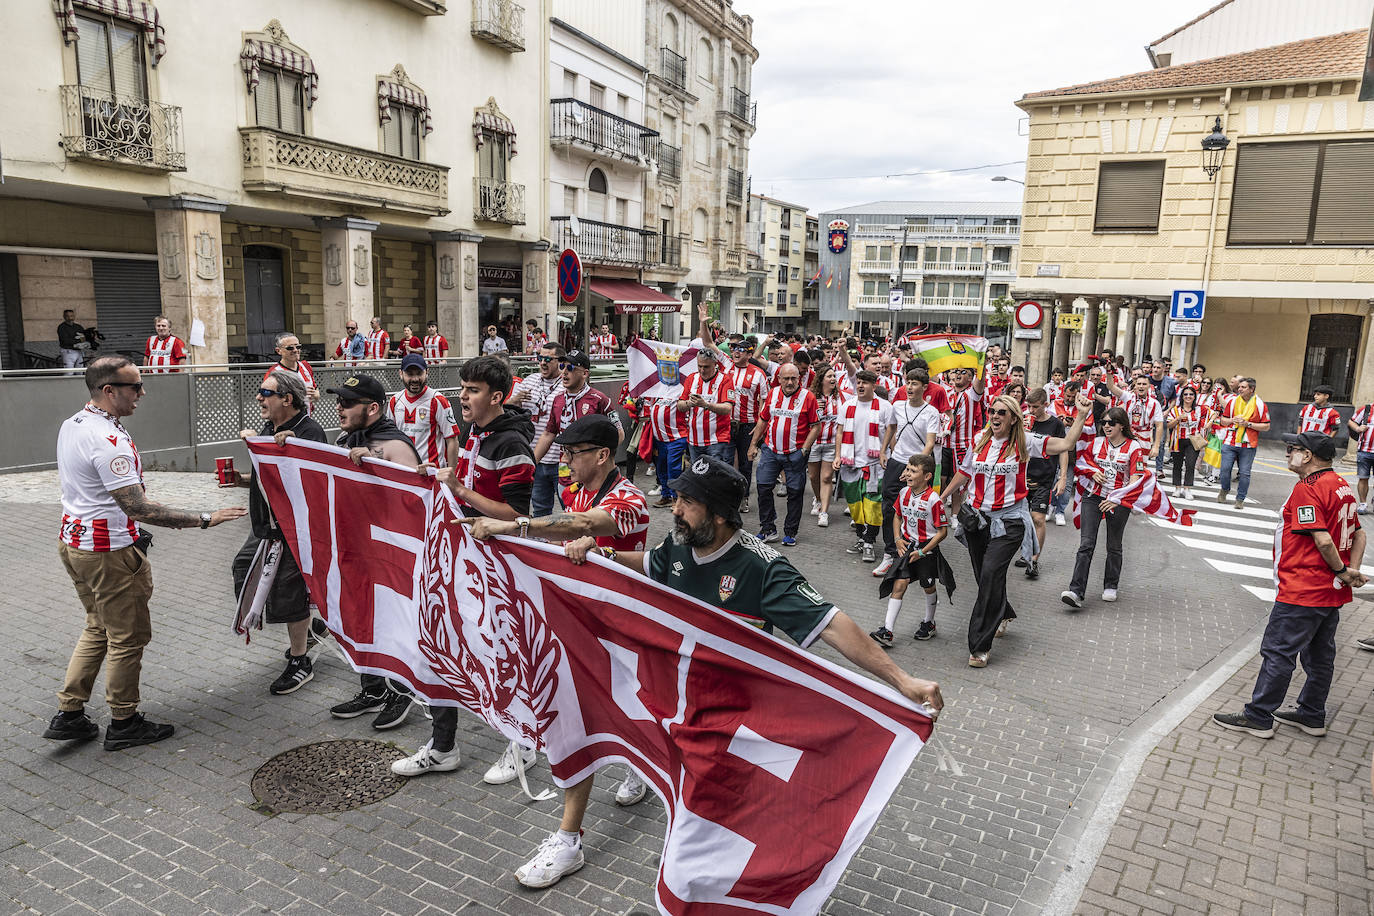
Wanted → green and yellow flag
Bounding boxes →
[906,334,989,378]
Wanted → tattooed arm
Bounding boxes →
[348,440,421,469]
[465,508,619,541]
[110,486,246,529]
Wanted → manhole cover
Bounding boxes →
[250,739,407,814]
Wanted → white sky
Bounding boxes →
[740,0,1215,213]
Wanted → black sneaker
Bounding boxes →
[1013,556,1028,568]
[270,651,314,696]
[104,713,175,751]
[845,540,865,554]
[914,621,936,641]
[1272,709,1327,736]
[372,691,413,730]
[869,627,894,648]
[330,688,387,719]
[42,710,99,742]
[1025,559,1039,580]
[1211,711,1274,738]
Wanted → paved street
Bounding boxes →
[3,446,1373,915]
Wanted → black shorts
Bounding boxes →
[881,540,940,591]
[232,534,311,625]
[1028,481,1054,515]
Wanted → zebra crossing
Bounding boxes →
[1147,474,1373,602]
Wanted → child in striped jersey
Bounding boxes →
[872,454,953,647]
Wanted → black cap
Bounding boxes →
[564,349,591,370]
[729,339,756,352]
[669,456,746,518]
[553,414,619,451]
[1281,432,1336,460]
[326,374,385,403]
[400,353,427,372]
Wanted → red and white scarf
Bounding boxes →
[838,397,883,467]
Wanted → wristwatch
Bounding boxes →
[199,512,212,529]
[516,516,531,537]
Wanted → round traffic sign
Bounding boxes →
[557,248,582,304]
[1015,300,1043,329]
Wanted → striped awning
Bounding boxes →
[473,108,518,156]
[53,0,166,66]
[240,38,318,107]
[378,80,433,135]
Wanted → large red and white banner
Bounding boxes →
[247,438,935,915]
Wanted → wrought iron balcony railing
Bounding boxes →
[551,217,660,267]
[727,87,750,123]
[474,177,525,224]
[658,143,681,183]
[726,167,744,202]
[471,0,524,51]
[550,99,658,165]
[659,47,687,91]
[60,85,185,172]
[659,233,686,269]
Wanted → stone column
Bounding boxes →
[146,195,229,365]
[662,285,687,344]
[718,287,737,337]
[1103,299,1120,357]
[521,240,552,342]
[1149,307,1167,364]
[1052,299,1073,373]
[315,217,379,360]
[1121,303,1138,365]
[1079,297,1100,362]
[431,230,484,357]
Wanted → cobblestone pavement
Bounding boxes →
[3,448,1371,915]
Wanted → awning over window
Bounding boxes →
[473,98,518,155]
[378,80,433,135]
[54,0,167,66]
[589,279,683,314]
[240,38,319,107]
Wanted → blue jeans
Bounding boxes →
[655,438,687,499]
[1051,481,1070,514]
[531,462,560,517]
[756,447,807,537]
[1218,444,1257,500]
[1244,601,1340,726]
[688,442,731,463]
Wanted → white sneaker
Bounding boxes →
[391,739,461,777]
[482,742,537,785]
[515,832,584,889]
[1184,489,1194,501]
[740,499,750,514]
[648,486,661,497]
[1360,503,1369,515]
[614,769,648,806]
[817,511,829,527]
[950,518,963,537]
[871,555,895,577]
[1054,512,1066,526]
[843,505,851,516]
[1102,588,1118,602]
[810,498,820,516]
[1060,590,1083,609]
[1173,488,1183,499]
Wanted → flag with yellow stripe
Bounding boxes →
[905,334,989,378]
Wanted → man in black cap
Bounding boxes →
[509,454,943,891]
[323,373,424,730]
[1213,432,1367,739]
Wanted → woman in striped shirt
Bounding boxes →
[1166,385,1211,500]
[806,365,841,528]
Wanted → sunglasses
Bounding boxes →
[560,362,584,370]
[346,326,358,331]
[1101,419,1121,427]
[989,408,1013,417]
[564,446,605,457]
[108,381,145,393]
[257,387,285,398]
[1285,445,1309,455]
[280,345,301,351]
[337,398,372,409]
[536,355,556,363]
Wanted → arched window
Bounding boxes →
[695,124,711,165]
[729,58,739,90]
[693,208,709,243]
[588,168,608,194]
[664,13,679,51]
[698,37,713,82]
[587,168,608,221]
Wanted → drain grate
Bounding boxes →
[250,739,408,814]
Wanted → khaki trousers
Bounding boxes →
[58,542,154,718]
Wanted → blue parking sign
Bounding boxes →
[1170,290,1206,320]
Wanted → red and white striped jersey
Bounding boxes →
[1119,391,1163,440]
[1220,395,1270,448]
[546,386,622,464]
[264,360,316,413]
[647,399,688,442]
[958,433,1049,511]
[387,387,458,466]
[1353,405,1374,452]
[947,386,984,456]
[562,474,649,551]
[1298,403,1340,436]
[681,370,734,446]
[525,331,547,352]
[1080,436,1148,500]
[896,485,947,543]
[512,374,563,454]
[57,404,144,552]
[144,335,186,373]
[366,329,390,360]
[423,335,449,360]
[1167,405,1208,451]
[758,388,818,454]
[728,363,770,423]
[591,333,618,356]
[813,393,840,446]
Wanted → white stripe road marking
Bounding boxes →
[1205,558,1272,579]
[1173,536,1272,560]
[1243,584,1278,602]
[1181,510,1278,530]
[1149,520,1274,543]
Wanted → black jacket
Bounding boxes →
[250,410,327,539]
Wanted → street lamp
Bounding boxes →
[1200,116,1231,179]
[991,176,1024,185]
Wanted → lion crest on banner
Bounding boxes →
[656,346,682,387]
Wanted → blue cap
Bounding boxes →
[400,353,427,371]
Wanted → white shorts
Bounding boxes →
[808,442,835,465]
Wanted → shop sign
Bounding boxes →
[478,265,522,289]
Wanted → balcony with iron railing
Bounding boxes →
[658,47,687,92]
[725,87,750,124]
[551,217,660,267]
[550,99,658,166]
[726,167,744,202]
[240,126,448,215]
[474,176,525,224]
[658,143,681,183]
[471,0,524,51]
[60,85,185,172]
[657,232,686,269]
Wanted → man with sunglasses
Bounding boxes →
[225,370,328,696]
[534,350,623,515]
[46,357,247,750]
[264,332,319,412]
[511,343,568,515]
[332,321,366,366]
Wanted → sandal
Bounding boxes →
[968,653,989,668]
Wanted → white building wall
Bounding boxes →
[1149,0,1373,67]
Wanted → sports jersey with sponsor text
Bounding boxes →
[57,404,143,551]
[387,387,459,466]
[561,473,649,551]
[1274,468,1360,607]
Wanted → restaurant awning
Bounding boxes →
[588,278,683,314]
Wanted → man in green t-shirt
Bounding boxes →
[513,455,944,890]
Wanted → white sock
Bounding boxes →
[884,598,903,632]
[556,829,581,846]
[924,592,938,622]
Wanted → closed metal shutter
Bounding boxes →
[1314,140,1374,244]
[1093,161,1165,232]
[92,258,162,358]
[0,264,9,370]
[1227,142,1320,244]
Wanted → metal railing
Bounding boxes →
[658,142,681,182]
[855,295,985,311]
[549,98,658,164]
[659,47,687,90]
[474,176,525,224]
[59,85,185,172]
[726,167,744,202]
[471,0,525,51]
[550,216,660,267]
[727,87,750,122]
[922,260,986,274]
[659,233,686,268]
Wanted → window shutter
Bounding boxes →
[75,16,112,93]
[1094,161,1165,231]
[282,74,305,133]
[255,70,281,129]
[1227,143,1319,244]
[1313,140,1374,243]
[109,22,146,99]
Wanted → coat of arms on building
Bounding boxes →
[194,231,219,280]
[159,232,182,280]
[325,244,342,286]
[827,219,849,254]
[439,254,455,290]
[353,244,369,286]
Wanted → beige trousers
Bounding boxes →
[58,542,154,718]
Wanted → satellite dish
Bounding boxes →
[569,214,581,237]
[571,109,585,125]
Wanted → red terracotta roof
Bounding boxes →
[1022,29,1368,100]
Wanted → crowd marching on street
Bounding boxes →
[40,304,1371,896]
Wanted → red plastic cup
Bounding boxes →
[216,456,235,487]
